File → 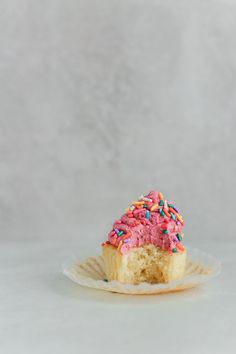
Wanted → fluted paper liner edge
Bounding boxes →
[62,247,221,295]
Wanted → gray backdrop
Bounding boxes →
[0,0,235,249]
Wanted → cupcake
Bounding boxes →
[102,191,186,284]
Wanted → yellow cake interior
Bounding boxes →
[102,243,186,284]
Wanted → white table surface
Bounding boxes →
[1,240,235,354]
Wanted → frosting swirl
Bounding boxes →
[102,191,185,255]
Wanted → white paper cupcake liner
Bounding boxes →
[62,247,221,295]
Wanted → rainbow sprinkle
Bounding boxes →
[132,201,145,205]
[158,192,164,200]
[164,200,168,209]
[163,208,171,217]
[151,204,158,211]
[176,233,182,241]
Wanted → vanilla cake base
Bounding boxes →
[102,244,187,284]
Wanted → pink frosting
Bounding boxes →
[103,191,185,255]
